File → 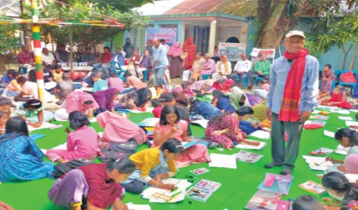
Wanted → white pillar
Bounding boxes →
[208,19,217,56]
[179,22,186,46]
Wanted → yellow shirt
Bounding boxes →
[54,72,63,82]
[129,148,177,178]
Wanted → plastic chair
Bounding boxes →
[338,70,357,95]
[19,67,27,75]
[202,74,212,80]
[142,69,148,82]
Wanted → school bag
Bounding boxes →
[340,71,356,83]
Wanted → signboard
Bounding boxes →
[218,42,246,61]
[145,27,177,46]
[250,48,276,64]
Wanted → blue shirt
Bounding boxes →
[217,97,236,112]
[112,53,125,66]
[93,79,109,92]
[193,101,222,120]
[152,44,167,69]
[0,74,13,85]
[267,55,319,114]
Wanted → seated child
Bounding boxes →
[53,65,63,82]
[326,128,358,173]
[4,74,27,97]
[54,73,74,103]
[292,195,325,210]
[173,84,195,98]
[321,85,351,109]
[121,138,183,194]
[238,106,263,134]
[107,72,130,94]
[151,99,163,118]
[124,72,147,90]
[0,69,15,86]
[93,72,109,92]
[153,105,211,167]
[0,97,13,116]
[46,111,100,163]
[212,90,236,112]
[15,99,54,127]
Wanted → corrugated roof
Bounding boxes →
[133,0,186,16]
[163,0,226,15]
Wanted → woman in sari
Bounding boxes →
[182,37,196,69]
[168,42,184,78]
[319,64,335,98]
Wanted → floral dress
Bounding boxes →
[205,113,245,149]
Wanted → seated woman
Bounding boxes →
[173,84,195,98]
[55,91,99,121]
[322,172,358,208]
[206,107,260,149]
[321,85,351,109]
[153,105,211,167]
[230,86,251,111]
[212,90,236,112]
[319,64,335,98]
[326,128,358,173]
[189,98,221,120]
[190,80,214,96]
[15,99,54,127]
[49,158,136,210]
[46,111,100,163]
[0,117,54,182]
[212,79,234,93]
[97,111,147,146]
[121,138,183,194]
[116,87,152,111]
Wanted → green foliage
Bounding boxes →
[0,24,20,54]
[94,0,153,12]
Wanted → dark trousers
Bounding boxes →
[231,72,248,86]
[248,72,269,88]
[271,113,304,171]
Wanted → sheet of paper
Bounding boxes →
[235,140,267,150]
[249,130,270,140]
[345,174,358,183]
[335,145,349,155]
[89,117,97,123]
[302,155,334,171]
[44,81,57,90]
[191,119,209,128]
[339,116,353,121]
[236,150,263,163]
[346,121,358,126]
[324,130,335,138]
[350,109,358,113]
[138,118,160,127]
[28,122,63,132]
[333,109,350,115]
[209,153,237,169]
[128,107,154,113]
[126,203,151,210]
[40,142,67,154]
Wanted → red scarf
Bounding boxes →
[278,48,309,122]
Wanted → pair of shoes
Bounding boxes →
[280,170,291,175]
[264,163,282,169]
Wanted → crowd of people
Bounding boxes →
[0,30,358,210]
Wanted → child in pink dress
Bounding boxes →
[46,111,100,163]
[153,105,211,167]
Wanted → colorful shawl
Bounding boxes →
[278,48,309,122]
[168,42,183,57]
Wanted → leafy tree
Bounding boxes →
[0,23,20,72]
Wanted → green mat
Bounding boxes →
[0,111,348,210]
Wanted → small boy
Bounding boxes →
[292,195,325,210]
[92,72,109,92]
[0,97,13,116]
[124,72,147,90]
[107,72,126,94]
[53,65,64,82]
[0,69,15,86]
[151,99,162,118]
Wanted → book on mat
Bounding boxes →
[190,168,210,175]
[245,190,282,210]
[236,150,263,164]
[137,118,159,127]
[309,147,334,156]
[299,181,326,195]
[186,179,221,202]
[309,115,329,120]
[258,173,294,195]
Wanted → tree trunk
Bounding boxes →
[349,42,358,70]
[0,55,6,73]
[342,43,353,70]
[257,0,292,48]
[257,0,272,22]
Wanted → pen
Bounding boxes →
[166,191,182,203]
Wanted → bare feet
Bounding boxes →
[57,158,70,164]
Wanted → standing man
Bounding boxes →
[123,38,134,58]
[265,30,319,175]
[249,53,271,88]
[231,53,252,87]
[152,38,167,86]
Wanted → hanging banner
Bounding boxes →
[218,42,247,61]
[145,27,177,47]
[250,48,276,64]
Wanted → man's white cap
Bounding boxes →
[285,30,306,39]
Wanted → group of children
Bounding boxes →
[0,65,358,210]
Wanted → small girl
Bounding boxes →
[206,107,260,149]
[16,99,54,127]
[321,85,351,109]
[151,99,163,118]
[153,105,211,167]
[173,84,195,98]
[46,111,100,163]
[326,128,358,172]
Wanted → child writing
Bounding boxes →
[121,138,184,194]
[92,72,109,92]
[326,128,358,172]
[16,99,54,127]
[4,75,27,97]
[46,111,100,163]
[153,105,211,167]
[151,99,163,118]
